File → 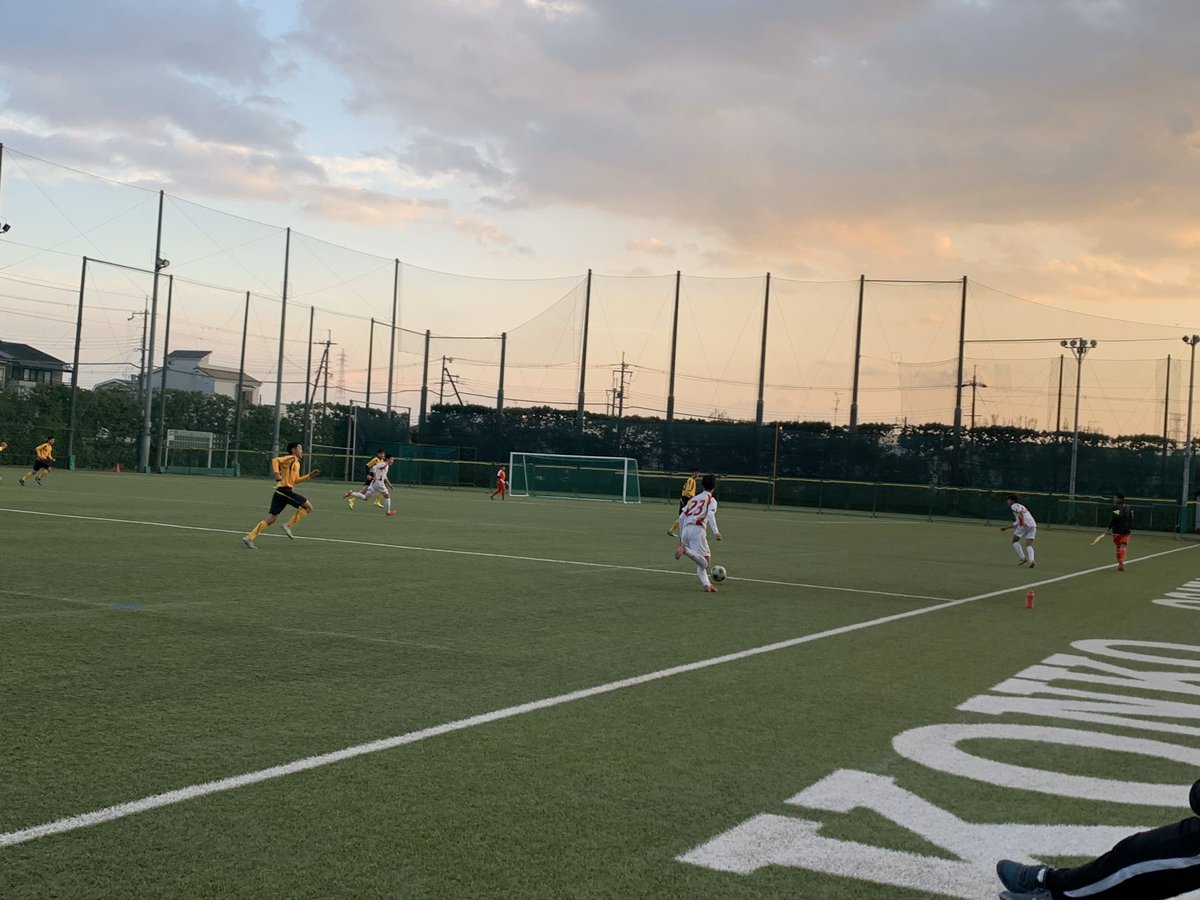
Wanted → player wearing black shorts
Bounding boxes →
[242,441,320,549]
[19,437,55,486]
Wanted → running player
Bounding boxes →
[242,442,320,549]
[667,468,700,536]
[344,453,396,516]
[675,474,723,592]
[19,437,55,486]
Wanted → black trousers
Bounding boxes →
[1046,815,1200,899]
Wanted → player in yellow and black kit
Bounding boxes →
[19,437,55,486]
[0,439,8,483]
[667,468,700,537]
[242,441,321,549]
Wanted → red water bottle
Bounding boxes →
[1025,590,1035,610]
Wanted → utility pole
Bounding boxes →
[610,353,632,419]
[439,356,454,405]
[960,365,988,435]
[304,334,335,468]
[128,306,149,388]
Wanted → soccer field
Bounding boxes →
[3,470,1200,899]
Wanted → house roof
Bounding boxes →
[0,340,69,368]
[167,349,212,360]
[197,365,261,386]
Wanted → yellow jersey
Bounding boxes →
[681,475,697,499]
[271,454,312,489]
[35,442,54,461]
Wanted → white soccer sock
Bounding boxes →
[1013,542,1026,560]
[385,497,392,512]
[696,563,711,586]
[352,491,367,500]
[1026,546,1035,564]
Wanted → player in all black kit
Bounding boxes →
[996,779,1200,898]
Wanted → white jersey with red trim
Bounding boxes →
[680,490,719,534]
[1009,502,1036,529]
[370,461,390,484]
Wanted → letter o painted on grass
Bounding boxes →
[893,724,1194,806]
[1070,640,1200,668]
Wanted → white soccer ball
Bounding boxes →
[710,565,727,582]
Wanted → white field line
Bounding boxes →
[0,507,950,600]
[2,542,1193,850]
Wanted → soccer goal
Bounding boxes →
[508,452,641,503]
[161,429,235,475]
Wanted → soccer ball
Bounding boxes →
[710,565,727,582]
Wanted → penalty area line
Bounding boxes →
[3,541,1194,850]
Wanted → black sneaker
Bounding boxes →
[997,859,1049,894]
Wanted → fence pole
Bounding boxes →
[66,256,88,462]
[418,329,431,434]
[366,317,375,409]
[271,227,291,457]
[387,259,399,413]
[576,269,592,430]
[497,331,507,411]
[849,274,865,433]
[755,272,770,427]
[154,274,175,469]
[139,190,166,472]
[233,291,250,472]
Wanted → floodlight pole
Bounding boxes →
[1062,337,1098,498]
[1182,335,1200,532]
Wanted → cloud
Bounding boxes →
[625,238,674,257]
[453,215,515,246]
[290,0,1200,291]
[301,186,448,225]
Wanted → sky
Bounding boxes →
[2,0,1200,431]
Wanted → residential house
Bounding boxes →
[0,340,70,392]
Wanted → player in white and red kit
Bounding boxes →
[675,474,723,592]
[491,465,507,500]
[1000,493,1037,568]
[344,454,396,516]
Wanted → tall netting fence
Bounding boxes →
[10,146,1200,521]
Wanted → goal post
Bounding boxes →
[508,452,641,503]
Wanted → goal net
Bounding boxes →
[508,452,641,503]
[163,429,234,474]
